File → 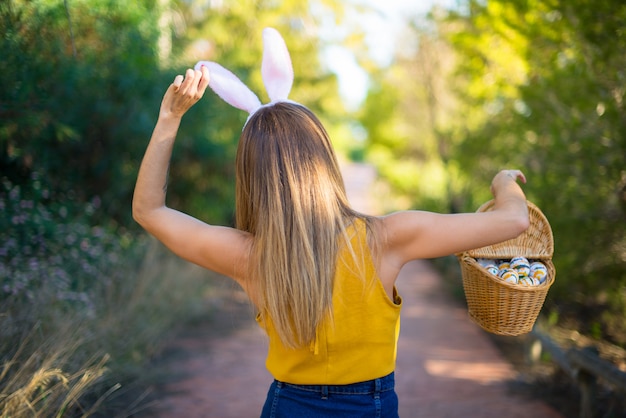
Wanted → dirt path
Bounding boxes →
[143,163,564,417]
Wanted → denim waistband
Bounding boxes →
[278,372,395,396]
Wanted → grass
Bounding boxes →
[0,238,216,417]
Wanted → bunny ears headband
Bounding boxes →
[194,27,298,123]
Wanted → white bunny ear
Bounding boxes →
[195,61,261,114]
[261,27,294,102]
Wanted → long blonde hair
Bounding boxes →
[235,102,366,348]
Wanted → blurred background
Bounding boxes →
[1,0,625,416]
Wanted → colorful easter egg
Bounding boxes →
[510,256,530,277]
[518,276,534,286]
[499,268,518,284]
[529,262,548,283]
[484,264,499,276]
[498,261,511,271]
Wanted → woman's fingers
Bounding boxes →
[178,68,196,96]
[179,68,209,99]
[491,169,527,196]
[507,169,526,184]
[172,74,184,92]
[197,65,210,95]
[162,67,210,117]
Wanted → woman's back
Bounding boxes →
[260,219,401,385]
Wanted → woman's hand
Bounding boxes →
[159,66,211,119]
[490,169,526,197]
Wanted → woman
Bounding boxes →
[133,29,529,418]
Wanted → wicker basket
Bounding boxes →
[456,200,556,336]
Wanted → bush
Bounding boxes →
[0,175,214,416]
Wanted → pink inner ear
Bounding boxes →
[196,61,261,113]
[262,27,294,102]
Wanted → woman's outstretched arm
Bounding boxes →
[379,169,530,269]
[133,68,251,281]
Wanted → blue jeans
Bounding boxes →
[260,372,399,418]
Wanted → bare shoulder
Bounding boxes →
[376,211,434,245]
[366,212,431,264]
[365,212,443,293]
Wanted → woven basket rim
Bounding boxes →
[465,199,554,259]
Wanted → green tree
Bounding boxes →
[1,0,166,225]
[442,0,626,344]
[1,0,353,226]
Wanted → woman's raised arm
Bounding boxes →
[132,68,251,281]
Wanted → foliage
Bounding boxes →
[0,173,135,332]
[0,173,213,417]
[1,0,357,225]
[1,0,218,415]
[1,0,357,415]
[1,174,123,415]
[439,0,626,344]
[0,0,168,226]
[358,0,625,345]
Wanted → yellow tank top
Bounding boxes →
[256,219,402,385]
